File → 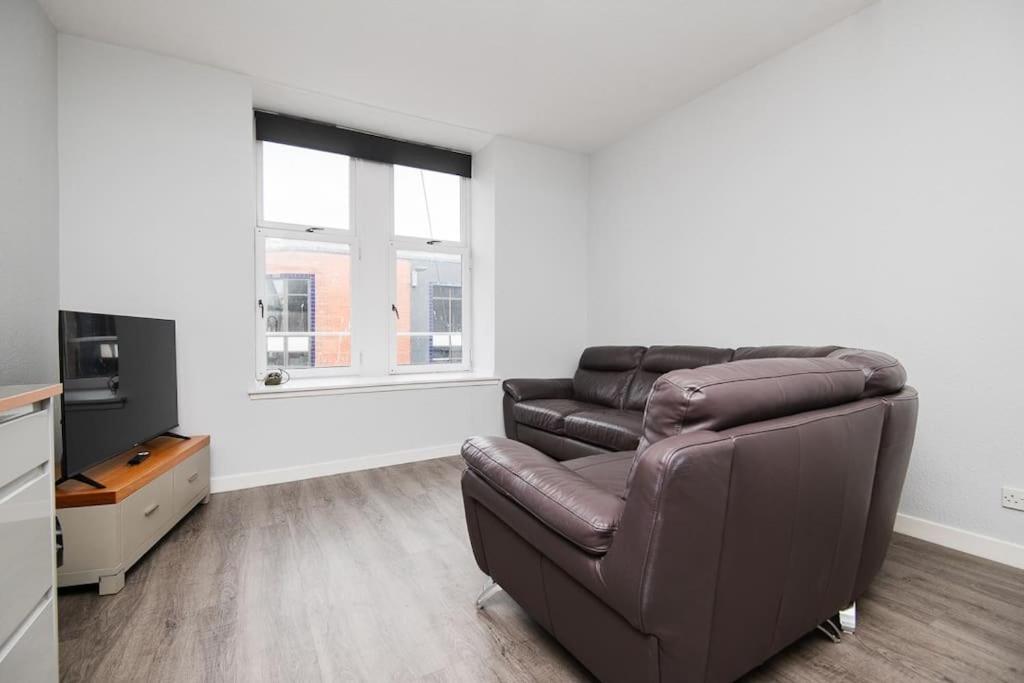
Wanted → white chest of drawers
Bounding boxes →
[0,384,62,683]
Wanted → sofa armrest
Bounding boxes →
[502,378,574,402]
[461,436,624,554]
[597,430,734,636]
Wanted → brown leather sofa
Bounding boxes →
[464,346,917,682]
[502,344,846,460]
[503,345,734,459]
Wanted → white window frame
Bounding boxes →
[254,143,360,379]
[254,141,472,380]
[387,174,472,374]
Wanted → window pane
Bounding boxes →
[261,142,350,229]
[265,237,351,369]
[286,336,311,367]
[394,165,461,242]
[395,250,463,366]
[287,293,309,331]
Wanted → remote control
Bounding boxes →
[128,451,151,466]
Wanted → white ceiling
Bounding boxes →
[39,0,874,152]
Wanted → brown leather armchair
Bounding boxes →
[463,350,917,682]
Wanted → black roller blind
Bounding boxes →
[255,110,472,178]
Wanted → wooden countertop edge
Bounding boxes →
[0,383,63,413]
[56,434,211,508]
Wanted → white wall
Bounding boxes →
[471,136,590,379]
[490,137,590,379]
[0,0,58,385]
[470,141,498,377]
[589,0,1024,548]
[57,37,589,486]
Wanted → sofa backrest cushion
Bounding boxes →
[732,345,842,361]
[573,346,646,408]
[827,348,907,397]
[623,345,735,410]
[639,357,866,450]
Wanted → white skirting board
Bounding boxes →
[210,443,461,493]
[895,513,1024,570]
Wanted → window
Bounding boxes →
[265,274,313,367]
[261,142,350,230]
[393,165,461,241]
[256,142,355,377]
[389,164,469,372]
[393,251,465,367]
[429,284,463,363]
[255,119,471,380]
[263,238,354,372]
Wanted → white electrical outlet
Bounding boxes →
[1002,487,1024,512]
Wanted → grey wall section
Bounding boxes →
[0,0,59,385]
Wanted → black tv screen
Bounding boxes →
[58,311,178,479]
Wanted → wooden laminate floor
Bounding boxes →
[58,456,1024,682]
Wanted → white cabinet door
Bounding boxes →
[0,473,53,649]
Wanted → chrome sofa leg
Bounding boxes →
[475,577,501,610]
[839,602,856,634]
[816,619,842,644]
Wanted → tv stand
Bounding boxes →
[55,434,211,595]
[56,472,106,490]
[160,431,191,440]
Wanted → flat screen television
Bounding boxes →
[58,310,179,488]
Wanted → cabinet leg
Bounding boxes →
[98,572,125,595]
[201,493,211,505]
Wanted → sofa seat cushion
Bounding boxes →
[563,452,635,499]
[462,437,625,554]
[564,409,643,451]
[513,399,594,434]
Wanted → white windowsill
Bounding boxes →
[248,372,500,399]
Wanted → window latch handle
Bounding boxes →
[426,239,441,245]
[391,304,400,320]
[258,299,264,318]
[305,227,324,233]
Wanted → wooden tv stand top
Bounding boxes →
[56,434,210,508]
